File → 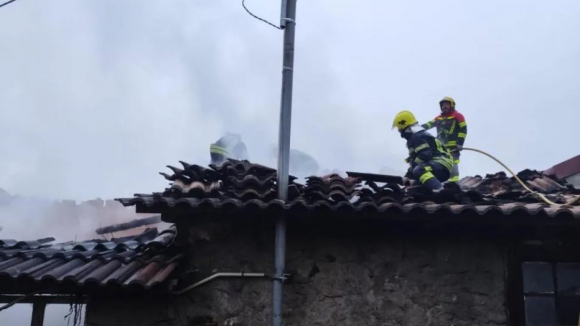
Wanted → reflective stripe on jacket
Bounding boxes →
[406,130,454,172]
[210,144,230,156]
[211,134,240,157]
[209,134,248,161]
[421,110,467,149]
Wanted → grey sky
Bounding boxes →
[0,1,579,324]
[1,1,579,199]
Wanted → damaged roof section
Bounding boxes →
[459,170,573,197]
[117,159,580,220]
[95,214,161,235]
[0,226,181,295]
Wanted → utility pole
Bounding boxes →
[272,0,297,324]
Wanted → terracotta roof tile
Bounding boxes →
[0,226,181,294]
[116,160,580,221]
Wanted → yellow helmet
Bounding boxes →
[439,96,455,108]
[392,110,418,131]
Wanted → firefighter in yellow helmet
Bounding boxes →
[392,110,454,191]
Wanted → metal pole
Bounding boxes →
[279,0,288,28]
[273,0,297,324]
[30,301,46,326]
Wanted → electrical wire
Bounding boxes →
[242,0,282,30]
[0,0,18,8]
[463,147,580,207]
[0,291,40,312]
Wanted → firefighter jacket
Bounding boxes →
[421,110,467,150]
[210,134,248,161]
[404,130,454,177]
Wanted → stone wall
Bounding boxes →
[86,220,508,326]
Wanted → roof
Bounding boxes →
[0,225,181,295]
[544,154,580,179]
[95,214,161,235]
[116,160,580,222]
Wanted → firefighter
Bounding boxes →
[209,133,249,166]
[421,96,467,183]
[268,144,320,177]
[392,110,454,191]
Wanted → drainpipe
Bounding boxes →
[273,0,297,325]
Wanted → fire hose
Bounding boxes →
[462,147,580,207]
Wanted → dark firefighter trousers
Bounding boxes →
[411,161,451,190]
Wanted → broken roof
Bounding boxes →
[0,225,181,295]
[116,160,580,222]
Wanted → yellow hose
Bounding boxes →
[462,147,580,207]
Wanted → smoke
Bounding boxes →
[0,0,418,203]
[0,192,168,326]
[265,142,403,180]
[0,192,164,243]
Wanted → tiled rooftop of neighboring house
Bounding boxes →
[544,154,580,179]
[116,160,580,220]
[0,225,181,295]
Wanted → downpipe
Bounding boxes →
[273,0,298,322]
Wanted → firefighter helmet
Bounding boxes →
[439,96,455,108]
[392,110,418,131]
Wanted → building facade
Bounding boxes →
[115,160,580,326]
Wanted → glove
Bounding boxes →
[456,145,463,151]
[404,157,410,164]
[402,177,411,185]
[402,177,415,186]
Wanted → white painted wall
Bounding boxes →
[565,172,580,188]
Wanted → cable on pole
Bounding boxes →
[242,0,282,30]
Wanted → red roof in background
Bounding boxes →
[544,154,580,179]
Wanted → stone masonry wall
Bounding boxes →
[86,220,507,326]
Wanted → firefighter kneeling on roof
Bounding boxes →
[392,110,454,192]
